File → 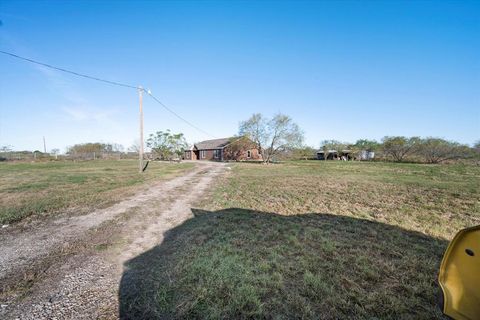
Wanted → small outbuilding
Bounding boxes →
[316,150,354,161]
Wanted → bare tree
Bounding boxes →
[239,113,267,156]
[223,136,257,161]
[240,113,304,163]
[0,145,12,153]
[111,143,124,153]
[0,145,13,161]
[128,140,141,153]
[50,148,60,159]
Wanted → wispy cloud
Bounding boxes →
[63,107,88,121]
[63,106,119,124]
[1,36,90,105]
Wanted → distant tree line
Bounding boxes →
[66,142,125,155]
[237,113,479,164]
[309,137,478,164]
[1,118,478,165]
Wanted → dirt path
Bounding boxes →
[0,161,227,319]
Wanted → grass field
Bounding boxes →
[0,160,194,224]
[120,161,480,319]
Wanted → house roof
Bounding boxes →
[194,137,233,150]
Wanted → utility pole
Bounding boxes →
[43,136,47,153]
[138,86,144,173]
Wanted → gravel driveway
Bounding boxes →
[0,161,227,319]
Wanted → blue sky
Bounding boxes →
[0,0,479,152]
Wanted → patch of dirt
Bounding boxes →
[0,162,227,319]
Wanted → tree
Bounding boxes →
[239,113,304,163]
[417,138,470,163]
[0,145,12,153]
[223,136,256,161]
[50,148,60,159]
[473,140,480,153]
[293,145,316,160]
[169,132,189,159]
[354,139,379,152]
[319,140,346,160]
[320,140,346,150]
[128,140,142,153]
[146,130,188,160]
[111,143,124,153]
[0,145,12,161]
[67,143,107,155]
[147,131,171,159]
[238,113,267,156]
[381,136,420,162]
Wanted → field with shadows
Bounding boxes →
[119,208,448,319]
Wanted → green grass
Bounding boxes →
[206,161,480,239]
[119,161,480,319]
[0,160,194,224]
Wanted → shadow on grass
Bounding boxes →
[119,208,448,319]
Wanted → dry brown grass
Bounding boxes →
[0,160,194,224]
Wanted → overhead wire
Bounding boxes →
[146,91,216,138]
[0,50,215,138]
[0,50,138,89]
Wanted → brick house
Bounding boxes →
[184,137,262,161]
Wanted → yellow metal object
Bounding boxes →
[438,225,480,320]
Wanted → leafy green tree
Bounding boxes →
[381,136,420,162]
[67,143,113,155]
[294,145,316,160]
[147,131,171,159]
[146,130,188,160]
[240,113,304,163]
[417,138,470,163]
[169,132,189,159]
[354,139,379,152]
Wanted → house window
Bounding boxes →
[247,150,251,158]
[214,149,220,159]
[200,150,206,159]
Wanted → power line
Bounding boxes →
[0,50,138,89]
[146,91,216,138]
[1,50,216,138]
